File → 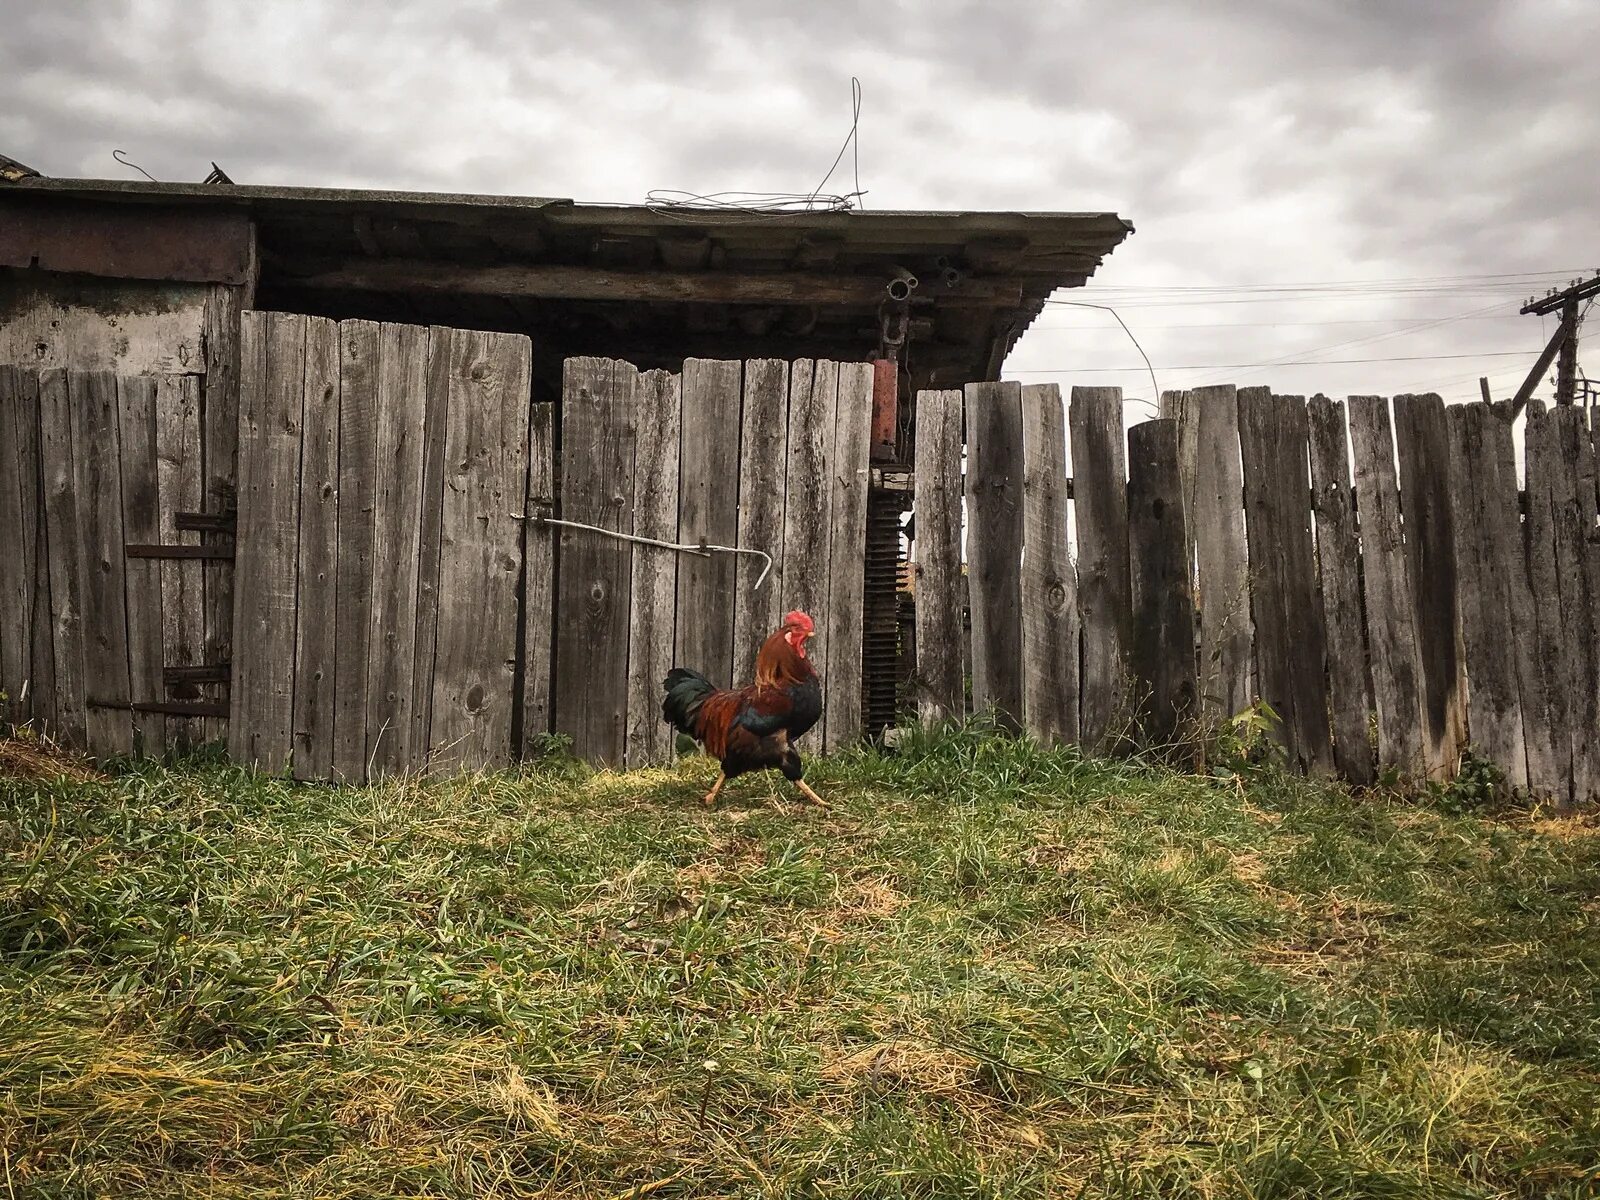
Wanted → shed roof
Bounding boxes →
[0,174,1133,385]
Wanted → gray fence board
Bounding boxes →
[1020,383,1078,743]
[0,369,31,724]
[156,374,205,748]
[1307,396,1374,785]
[1127,418,1196,754]
[733,359,790,684]
[1239,389,1331,773]
[519,401,556,751]
[823,361,873,750]
[410,327,452,761]
[1071,385,1131,748]
[202,285,242,743]
[291,318,339,779]
[364,322,429,776]
[116,374,164,754]
[1188,384,1251,722]
[781,359,838,727]
[428,329,530,773]
[625,367,682,766]
[332,320,379,780]
[1347,395,1424,775]
[911,389,964,724]
[74,372,134,759]
[230,314,304,771]
[966,381,1025,730]
[676,358,743,688]
[1393,393,1466,777]
[38,370,85,746]
[1446,404,1526,789]
[554,357,636,765]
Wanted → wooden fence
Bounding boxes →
[551,356,874,766]
[3,323,876,779]
[229,313,534,780]
[912,383,1600,808]
[0,364,229,755]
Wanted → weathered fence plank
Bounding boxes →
[1020,383,1078,743]
[0,368,33,724]
[1127,418,1196,754]
[1393,393,1465,777]
[625,366,682,766]
[966,381,1025,730]
[519,401,556,751]
[1569,411,1600,804]
[823,361,873,750]
[202,285,242,743]
[364,322,429,776]
[38,369,86,746]
[429,329,530,772]
[1071,385,1131,748]
[1,371,44,726]
[291,318,339,780]
[1522,400,1587,806]
[911,389,964,724]
[1188,385,1251,722]
[75,372,134,759]
[554,357,636,765]
[733,359,789,685]
[156,374,205,748]
[1159,389,1198,547]
[230,314,304,772]
[1347,395,1424,775]
[116,374,165,754]
[410,326,451,762]
[1549,403,1595,807]
[1306,396,1374,785]
[676,358,743,688]
[1495,405,1551,795]
[1238,389,1330,773]
[1445,403,1526,789]
[332,319,379,780]
[781,360,838,715]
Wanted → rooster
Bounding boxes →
[661,610,825,808]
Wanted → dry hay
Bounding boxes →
[0,732,105,784]
[819,1037,980,1096]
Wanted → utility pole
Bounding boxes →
[1512,273,1599,416]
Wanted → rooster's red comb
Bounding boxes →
[782,610,814,633]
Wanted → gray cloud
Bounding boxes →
[1,0,1592,402]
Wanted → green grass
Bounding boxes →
[2,725,1598,1198]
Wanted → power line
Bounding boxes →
[1032,313,1524,331]
[1184,300,1513,387]
[1070,269,1582,293]
[1006,349,1543,375]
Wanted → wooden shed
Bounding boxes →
[0,165,1132,774]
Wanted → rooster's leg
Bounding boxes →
[702,772,727,808]
[794,779,827,808]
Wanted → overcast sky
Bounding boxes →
[2,0,1594,408]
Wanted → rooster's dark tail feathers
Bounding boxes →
[662,667,715,738]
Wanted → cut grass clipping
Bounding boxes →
[2,724,1598,1197]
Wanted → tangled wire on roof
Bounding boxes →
[644,189,864,219]
[645,78,866,221]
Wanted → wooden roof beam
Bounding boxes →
[276,257,1024,307]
